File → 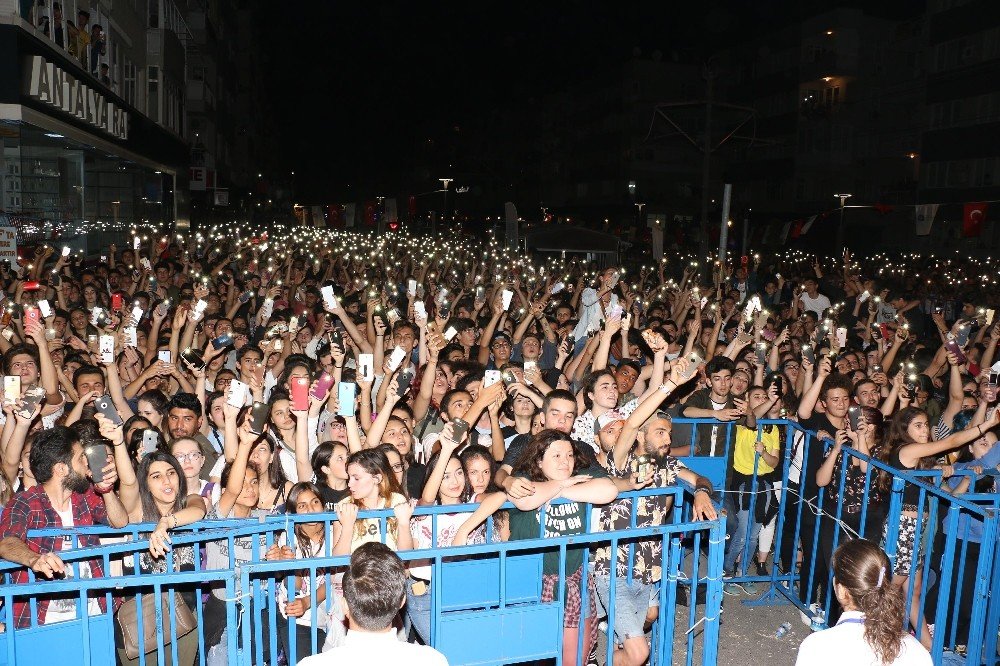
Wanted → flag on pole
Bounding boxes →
[915,203,939,236]
[963,202,988,237]
[800,215,818,235]
[779,221,792,243]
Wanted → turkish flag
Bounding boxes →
[963,202,988,237]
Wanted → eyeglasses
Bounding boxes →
[175,452,204,463]
[389,462,404,472]
[783,363,800,370]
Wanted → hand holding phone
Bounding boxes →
[337,382,357,417]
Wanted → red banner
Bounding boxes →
[363,201,376,227]
[963,202,989,237]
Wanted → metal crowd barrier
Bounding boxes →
[0,486,725,666]
[670,416,1000,666]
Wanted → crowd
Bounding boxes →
[0,224,993,666]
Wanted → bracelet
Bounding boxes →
[658,381,675,394]
[694,486,712,496]
[978,425,984,436]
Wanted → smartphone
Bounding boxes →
[329,328,343,352]
[904,374,920,398]
[124,326,138,347]
[337,382,357,417]
[290,376,309,411]
[22,281,40,292]
[18,387,45,417]
[412,301,427,319]
[878,323,891,340]
[944,338,967,364]
[37,299,53,319]
[443,326,457,341]
[848,405,862,431]
[227,379,249,407]
[801,344,816,365]
[484,370,502,387]
[111,293,123,311]
[387,346,406,372]
[212,333,234,350]
[158,350,172,364]
[550,282,565,295]
[249,401,269,434]
[835,327,847,348]
[24,306,40,328]
[680,352,703,380]
[396,367,415,397]
[94,395,123,426]
[450,417,470,442]
[437,302,450,319]
[358,353,374,381]
[50,272,61,287]
[85,443,108,484]
[321,285,337,310]
[769,374,784,395]
[311,372,335,400]
[501,289,514,311]
[407,279,417,296]
[756,343,768,365]
[180,347,205,370]
[3,376,20,402]
[131,305,144,325]
[523,361,537,384]
[238,290,252,304]
[140,257,152,271]
[501,369,517,386]
[99,335,115,364]
[141,429,159,457]
[61,246,71,257]
[386,309,401,326]
[956,324,972,348]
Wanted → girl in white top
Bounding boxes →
[795,539,931,666]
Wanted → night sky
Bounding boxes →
[261,1,921,203]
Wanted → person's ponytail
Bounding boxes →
[856,568,906,665]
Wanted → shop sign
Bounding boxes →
[25,56,129,140]
[0,228,17,265]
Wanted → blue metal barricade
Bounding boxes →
[0,486,725,666]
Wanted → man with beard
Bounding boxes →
[0,426,128,627]
[592,356,716,666]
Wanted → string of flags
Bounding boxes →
[775,200,999,242]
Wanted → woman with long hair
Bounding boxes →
[135,389,169,434]
[883,406,1000,649]
[100,415,206,666]
[310,441,350,508]
[263,482,332,663]
[795,539,930,665]
[507,429,618,665]
[331,448,414,556]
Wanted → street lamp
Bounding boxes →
[437,178,453,234]
[835,193,852,252]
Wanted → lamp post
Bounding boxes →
[437,178,452,235]
[834,193,852,253]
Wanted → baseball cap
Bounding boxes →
[597,410,625,431]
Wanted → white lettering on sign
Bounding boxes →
[0,228,17,265]
[26,56,129,139]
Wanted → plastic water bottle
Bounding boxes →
[775,622,791,639]
[810,609,826,632]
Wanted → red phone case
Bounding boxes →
[112,293,123,310]
[291,377,309,411]
[24,308,39,326]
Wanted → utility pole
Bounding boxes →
[700,63,715,258]
[718,183,731,263]
[834,193,852,253]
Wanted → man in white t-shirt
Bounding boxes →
[298,542,447,666]
[797,278,832,317]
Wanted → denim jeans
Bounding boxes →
[725,506,763,575]
[406,581,432,645]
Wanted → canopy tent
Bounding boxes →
[524,225,629,265]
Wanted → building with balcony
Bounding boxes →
[0,0,190,244]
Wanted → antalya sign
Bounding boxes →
[24,55,129,139]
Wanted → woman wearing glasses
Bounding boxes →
[171,436,213,509]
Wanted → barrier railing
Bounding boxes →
[0,486,725,666]
[670,416,1000,665]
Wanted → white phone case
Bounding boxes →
[413,301,427,319]
[158,350,172,364]
[444,326,457,341]
[484,370,502,387]
[387,347,406,372]
[501,290,514,311]
[227,380,249,407]
[99,335,115,364]
[358,353,374,381]
[37,299,52,319]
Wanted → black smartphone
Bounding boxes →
[329,329,343,351]
[85,443,109,484]
[212,333,234,350]
[95,395,123,426]
[249,401,270,434]
[396,368,415,397]
[801,344,816,365]
[848,405,862,431]
[450,417,470,442]
[769,374,783,395]
[238,290,253,304]
[181,347,206,370]
[438,302,451,318]
[564,335,576,350]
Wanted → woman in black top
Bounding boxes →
[883,406,999,649]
